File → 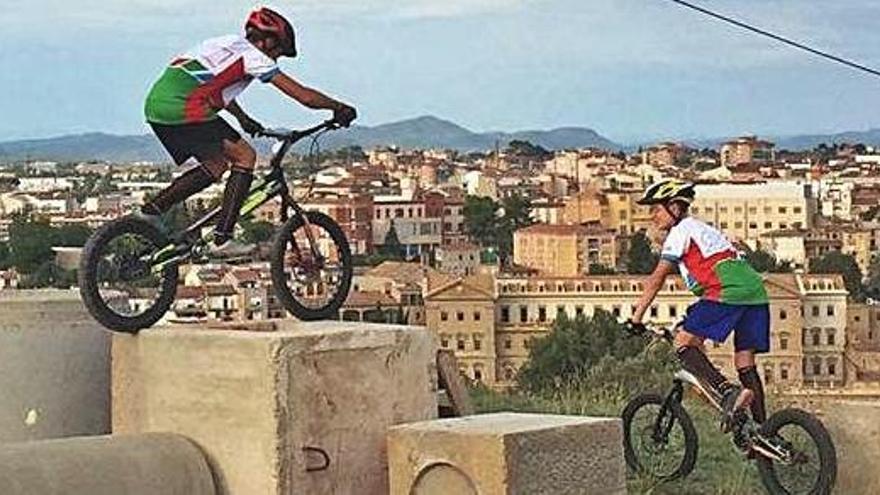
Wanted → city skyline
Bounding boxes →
[4,1,880,142]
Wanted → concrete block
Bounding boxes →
[113,320,437,495]
[816,400,880,494]
[388,412,626,495]
[0,289,110,442]
[0,433,215,495]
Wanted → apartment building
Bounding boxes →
[720,136,775,167]
[513,224,619,276]
[691,182,814,244]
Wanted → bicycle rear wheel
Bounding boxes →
[756,408,837,495]
[270,210,352,321]
[78,217,179,333]
[622,392,698,482]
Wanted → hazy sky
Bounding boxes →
[3,0,880,142]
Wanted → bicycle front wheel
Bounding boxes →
[622,392,698,482]
[270,210,352,321]
[756,408,837,495]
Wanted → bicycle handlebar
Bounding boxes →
[257,119,340,142]
[623,320,675,343]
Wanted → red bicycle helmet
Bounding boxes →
[246,7,297,57]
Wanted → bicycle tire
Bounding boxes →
[756,408,837,495]
[622,392,699,482]
[78,216,179,333]
[270,210,352,321]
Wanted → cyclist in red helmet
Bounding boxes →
[142,6,357,256]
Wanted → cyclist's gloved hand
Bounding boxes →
[624,320,647,336]
[240,117,265,137]
[332,103,357,128]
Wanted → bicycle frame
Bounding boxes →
[656,358,793,463]
[148,121,337,272]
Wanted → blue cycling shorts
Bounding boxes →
[681,300,770,353]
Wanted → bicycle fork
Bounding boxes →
[653,380,685,444]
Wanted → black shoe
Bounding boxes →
[719,384,753,433]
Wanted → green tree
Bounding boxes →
[463,196,499,247]
[744,248,793,273]
[379,221,405,260]
[496,195,533,263]
[0,242,9,269]
[517,310,657,392]
[506,140,550,158]
[588,263,616,275]
[8,212,55,273]
[626,231,658,275]
[810,252,865,301]
[241,219,274,244]
[52,224,92,247]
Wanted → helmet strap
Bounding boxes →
[663,203,685,226]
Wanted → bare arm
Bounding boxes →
[631,260,677,323]
[270,72,344,111]
[224,100,252,122]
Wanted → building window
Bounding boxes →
[827,331,835,346]
[474,311,481,321]
[474,338,482,351]
[557,305,565,316]
[749,222,758,229]
[764,222,773,229]
[812,359,822,375]
[780,309,787,320]
[827,305,835,317]
[650,306,658,318]
[457,339,465,351]
[828,361,836,376]
[794,207,802,214]
[441,311,448,321]
[812,331,821,346]
[612,306,621,317]
[575,306,584,317]
[473,368,483,381]
[457,311,464,321]
[504,339,512,349]
[440,336,449,348]
[812,305,820,317]
[720,222,728,229]
[520,306,528,323]
[780,337,788,350]
[501,306,510,323]
[669,305,678,318]
[538,306,547,322]
[781,367,789,380]
[779,207,787,214]
[764,366,773,384]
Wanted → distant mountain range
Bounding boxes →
[4,115,880,163]
[0,116,620,163]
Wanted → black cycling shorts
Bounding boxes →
[149,118,241,165]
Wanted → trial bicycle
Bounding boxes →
[621,322,837,495]
[79,120,352,332]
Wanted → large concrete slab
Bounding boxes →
[0,289,111,442]
[388,412,626,495]
[814,400,880,494]
[0,433,215,495]
[113,320,437,495]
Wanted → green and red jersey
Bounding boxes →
[660,217,768,305]
[145,35,280,125]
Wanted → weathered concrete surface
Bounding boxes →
[388,412,626,495]
[0,289,110,442]
[0,433,215,495]
[809,400,880,494]
[113,320,437,495]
